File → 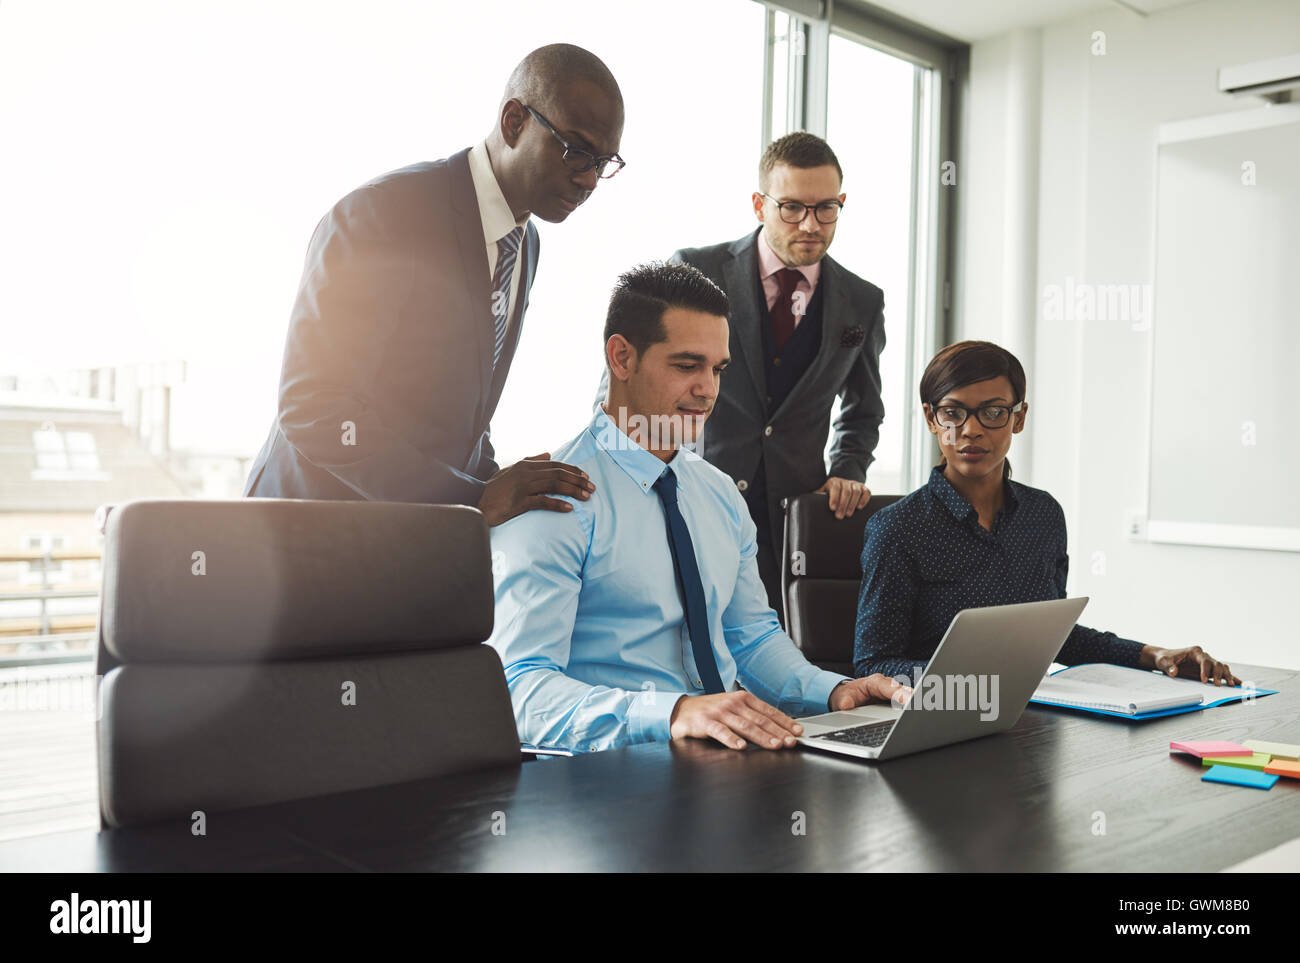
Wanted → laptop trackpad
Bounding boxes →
[803,705,901,731]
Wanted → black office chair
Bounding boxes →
[780,492,902,676]
[95,498,520,829]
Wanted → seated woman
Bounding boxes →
[853,339,1237,686]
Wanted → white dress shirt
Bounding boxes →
[467,140,530,338]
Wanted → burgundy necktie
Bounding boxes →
[769,267,803,353]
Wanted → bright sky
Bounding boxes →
[0,0,915,474]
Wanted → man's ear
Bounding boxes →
[500,99,527,149]
[606,334,638,382]
[751,192,766,222]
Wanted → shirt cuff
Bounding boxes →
[827,462,866,484]
[1113,637,1147,668]
[627,689,686,743]
[805,670,850,714]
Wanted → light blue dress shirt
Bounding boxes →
[486,406,848,752]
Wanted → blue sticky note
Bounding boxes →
[1202,765,1279,790]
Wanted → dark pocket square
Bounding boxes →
[840,325,866,348]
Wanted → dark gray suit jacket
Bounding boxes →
[596,228,885,543]
[683,229,886,542]
[244,149,539,506]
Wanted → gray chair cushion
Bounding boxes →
[99,645,519,829]
[101,499,492,663]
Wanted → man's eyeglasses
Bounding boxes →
[929,401,1025,429]
[523,104,625,179]
[759,192,843,224]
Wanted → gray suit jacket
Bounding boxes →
[244,149,539,506]
[597,228,886,543]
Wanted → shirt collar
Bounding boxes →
[927,462,1018,522]
[467,140,528,247]
[756,228,821,290]
[588,404,692,495]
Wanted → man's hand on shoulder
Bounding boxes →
[815,477,871,520]
[828,674,912,711]
[669,691,805,750]
[478,453,595,527]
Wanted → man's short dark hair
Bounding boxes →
[759,132,843,191]
[604,261,730,360]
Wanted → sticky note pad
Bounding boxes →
[1263,759,1300,779]
[1202,765,1279,790]
[1200,752,1272,770]
[1170,740,1252,758]
[1244,740,1300,761]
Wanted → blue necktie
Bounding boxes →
[491,226,524,369]
[653,468,725,694]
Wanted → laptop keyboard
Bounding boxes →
[811,720,896,748]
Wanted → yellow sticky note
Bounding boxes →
[1244,740,1300,761]
[1201,752,1271,771]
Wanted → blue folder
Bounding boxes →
[1027,663,1278,721]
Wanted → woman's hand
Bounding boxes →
[1141,645,1240,687]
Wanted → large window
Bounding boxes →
[825,33,924,496]
[763,2,956,494]
[1,0,954,488]
[0,0,769,472]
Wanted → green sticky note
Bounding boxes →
[1243,740,1300,761]
[1201,752,1271,771]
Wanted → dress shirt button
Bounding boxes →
[737,479,749,492]
[773,358,782,367]
[764,426,773,437]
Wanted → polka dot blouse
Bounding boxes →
[852,464,1145,680]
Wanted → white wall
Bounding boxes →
[957,0,1300,671]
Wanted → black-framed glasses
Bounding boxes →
[759,192,842,224]
[523,104,625,179]
[928,400,1024,429]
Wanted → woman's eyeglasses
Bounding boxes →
[929,401,1024,429]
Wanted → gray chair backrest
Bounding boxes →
[96,498,519,829]
[780,492,902,676]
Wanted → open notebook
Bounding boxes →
[1029,663,1276,719]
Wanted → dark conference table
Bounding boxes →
[2,663,1296,873]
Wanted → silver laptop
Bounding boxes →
[796,597,1089,761]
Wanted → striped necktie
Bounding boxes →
[491,226,524,369]
[653,467,725,694]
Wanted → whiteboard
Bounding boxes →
[1146,104,1300,553]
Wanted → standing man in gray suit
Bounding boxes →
[599,132,885,619]
[246,44,623,527]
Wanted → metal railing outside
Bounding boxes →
[0,550,100,667]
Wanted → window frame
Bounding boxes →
[759,0,966,491]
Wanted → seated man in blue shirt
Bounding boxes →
[487,261,905,752]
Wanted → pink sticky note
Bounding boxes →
[1170,740,1253,758]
